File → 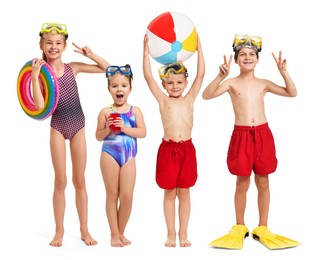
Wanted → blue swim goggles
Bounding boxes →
[106,65,133,79]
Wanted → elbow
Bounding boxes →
[35,101,45,110]
[95,133,103,142]
[139,129,147,138]
[142,129,147,138]
[289,90,297,97]
[202,92,209,100]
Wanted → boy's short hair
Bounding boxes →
[233,34,262,61]
[234,48,259,62]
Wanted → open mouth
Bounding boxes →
[116,94,124,99]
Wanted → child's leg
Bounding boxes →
[177,188,191,247]
[164,188,177,247]
[70,129,97,246]
[118,159,136,245]
[234,176,250,225]
[254,174,270,226]
[49,128,67,247]
[100,152,122,247]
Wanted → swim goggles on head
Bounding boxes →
[158,61,188,80]
[232,34,262,52]
[39,23,68,39]
[106,65,133,79]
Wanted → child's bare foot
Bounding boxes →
[111,235,124,247]
[165,235,176,247]
[179,233,191,247]
[179,238,191,247]
[49,232,63,247]
[120,234,131,246]
[81,231,97,246]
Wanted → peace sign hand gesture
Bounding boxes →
[219,55,232,77]
[272,51,287,73]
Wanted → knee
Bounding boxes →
[119,192,133,205]
[107,190,119,202]
[165,188,177,200]
[177,188,190,201]
[236,178,250,193]
[55,177,67,191]
[72,175,86,190]
[255,176,269,191]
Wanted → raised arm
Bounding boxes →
[202,55,232,100]
[143,34,165,103]
[70,43,111,75]
[187,36,205,99]
[267,51,297,97]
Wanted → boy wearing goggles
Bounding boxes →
[32,22,110,247]
[143,34,205,247]
[96,65,146,247]
[202,34,299,249]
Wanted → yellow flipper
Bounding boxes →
[209,224,249,249]
[252,226,301,249]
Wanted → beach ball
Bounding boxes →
[146,11,197,65]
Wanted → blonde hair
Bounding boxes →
[39,30,67,62]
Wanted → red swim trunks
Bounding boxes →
[227,123,277,176]
[156,139,198,189]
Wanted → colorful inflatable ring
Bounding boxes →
[17,60,59,120]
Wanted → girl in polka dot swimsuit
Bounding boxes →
[31,22,110,247]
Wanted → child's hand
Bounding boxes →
[72,42,93,57]
[32,58,46,77]
[107,114,124,132]
[272,51,287,72]
[219,55,232,77]
[114,116,125,131]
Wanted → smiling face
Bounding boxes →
[161,73,188,98]
[235,46,259,70]
[108,73,132,106]
[40,31,67,61]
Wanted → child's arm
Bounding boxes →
[70,43,111,76]
[202,55,232,100]
[31,59,46,109]
[266,51,297,97]
[95,108,111,141]
[120,106,147,139]
[143,35,165,103]
[187,36,205,99]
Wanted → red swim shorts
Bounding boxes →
[227,123,278,176]
[156,139,198,189]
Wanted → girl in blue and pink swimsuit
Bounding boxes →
[95,65,146,247]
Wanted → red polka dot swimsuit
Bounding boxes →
[50,64,85,140]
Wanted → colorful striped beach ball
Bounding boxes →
[146,11,197,65]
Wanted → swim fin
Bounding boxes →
[209,224,249,249]
[251,226,300,249]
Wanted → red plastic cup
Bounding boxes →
[109,113,121,132]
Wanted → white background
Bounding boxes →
[1,0,318,259]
